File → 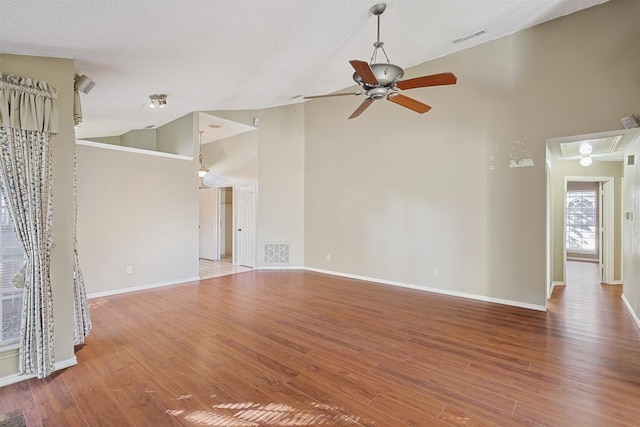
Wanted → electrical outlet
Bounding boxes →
[433,267,440,276]
[326,254,331,261]
[126,266,133,275]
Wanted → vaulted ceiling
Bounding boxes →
[0,0,608,139]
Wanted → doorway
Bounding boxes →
[546,130,633,302]
[565,181,600,262]
[563,176,615,285]
[218,186,233,263]
[199,187,218,261]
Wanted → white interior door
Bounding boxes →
[601,179,614,283]
[237,184,256,267]
[199,187,218,260]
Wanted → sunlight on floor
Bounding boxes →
[167,400,363,426]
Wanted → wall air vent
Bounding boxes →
[263,243,290,265]
[453,30,486,44]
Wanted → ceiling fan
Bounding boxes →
[305,3,457,119]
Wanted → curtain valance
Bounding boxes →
[0,74,59,133]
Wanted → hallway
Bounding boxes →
[549,261,635,335]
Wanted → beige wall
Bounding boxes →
[622,132,640,324]
[0,53,76,377]
[204,104,305,268]
[304,0,640,307]
[156,113,195,156]
[85,135,122,146]
[200,128,258,187]
[121,128,157,151]
[86,113,193,155]
[550,160,623,282]
[76,143,199,295]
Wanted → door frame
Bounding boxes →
[216,186,234,263]
[563,176,615,285]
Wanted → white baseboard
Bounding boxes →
[621,294,640,331]
[304,267,547,312]
[550,281,565,297]
[604,280,623,286]
[88,276,200,299]
[0,356,77,387]
[257,265,304,270]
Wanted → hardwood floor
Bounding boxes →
[1,263,640,426]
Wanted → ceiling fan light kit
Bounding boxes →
[305,3,457,119]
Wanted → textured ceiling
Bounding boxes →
[0,0,608,138]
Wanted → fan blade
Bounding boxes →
[348,98,374,119]
[349,60,379,86]
[304,92,361,99]
[396,72,457,90]
[388,94,431,114]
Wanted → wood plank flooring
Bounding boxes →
[1,261,640,426]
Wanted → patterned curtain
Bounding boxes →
[72,143,91,344]
[0,74,58,378]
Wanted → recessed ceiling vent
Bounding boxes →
[453,30,486,44]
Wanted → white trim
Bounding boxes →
[87,276,200,299]
[0,346,18,363]
[621,294,640,331]
[0,342,19,352]
[304,267,547,312]
[605,280,623,286]
[258,265,304,270]
[550,281,563,298]
[0,356,77,387]
[88,268,549,310]
[549,281,565,298]
[76,140,193,161]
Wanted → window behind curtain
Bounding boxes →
[0,192,26,346]
[566,189,597,253]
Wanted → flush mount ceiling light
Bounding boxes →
[198,131,210,178]
[149,94,167,109]
[580,155,593,167]
[579,141,593,166]
[579,142,592,155]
